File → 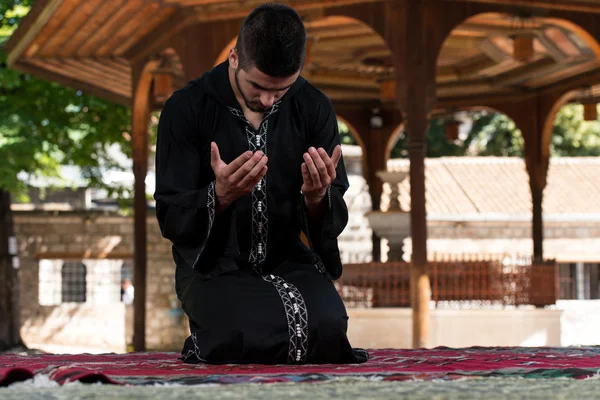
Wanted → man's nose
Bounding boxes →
[260,92,276,108]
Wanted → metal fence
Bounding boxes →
[336,255,558,308]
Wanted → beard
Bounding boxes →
[234,69,267,113]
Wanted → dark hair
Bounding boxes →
[236,3,307,77]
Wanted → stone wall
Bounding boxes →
[13,210,188,352]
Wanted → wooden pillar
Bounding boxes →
[531,178,544,263]
[131,60,158,352]
[384,1,440,349]
[491,93,567,264]
[405,110,430,349]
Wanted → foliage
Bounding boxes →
[0,0,139,204]
[389,104,600,158]
[551,104,600,157]
[338,120,357,146]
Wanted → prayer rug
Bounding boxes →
[1,346,599,386]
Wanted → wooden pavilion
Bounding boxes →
[5,0,600,351]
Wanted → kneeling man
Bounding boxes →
[155,3,368,365]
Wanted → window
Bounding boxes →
[38,259,132,305]
[61,262,87,303]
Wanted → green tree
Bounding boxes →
[390,104,600,158]
[551,104,600,157]
[390,117,469,159]
[338,120,358,145]
[0,0,136,351]
[1,2,133,200]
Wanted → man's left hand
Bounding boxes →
[301,145,342,208]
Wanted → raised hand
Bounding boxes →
[210,142,268,210]
[301,145,342,207]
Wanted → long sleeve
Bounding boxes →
[301,96,350,280]
[154,90,216,270]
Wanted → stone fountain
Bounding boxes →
[365,168,411,261]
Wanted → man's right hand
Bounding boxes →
[210,141,268,212]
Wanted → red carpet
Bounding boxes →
[1,347,600,386]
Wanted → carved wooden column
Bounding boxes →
[491,92,566,264]
[383,0,443,349]
[131,60,158,352]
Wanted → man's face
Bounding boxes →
[229,49,299,112]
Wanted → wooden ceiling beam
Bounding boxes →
[319,86,380,102]
[531,60,600,89]
[77,0,146,57]
[38,0,103,58]
[437,84,516,98]
[60,59,131,89]
[22,0,81,58]
[305,20,360,31]
[124,8,196,64]
[187,0,383,22]
[305,71,379,89]
[33,58,131,98]
[96,2,161,57]
[90,58,132,75]
[436,79,494,90]
[535,32,568,63]
[489,57,558,86]
[455,55,498,78]
[379,78,516,103]
[57,0,120,57]
[437,65,459,81]
[476,59,522,77]
[448,0,600,14]
[308,25,374,39]
[14,61,131,107]
[114,8,177,56]
[166,0,383,9]
[442,36,484,50]
[436,91,536,110]
[479,38,511,64]
[314,34,385,48]
[452,23,519,36]
[6,0,64,65]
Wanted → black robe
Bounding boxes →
[154,61,368,365]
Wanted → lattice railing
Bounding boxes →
[336,258,558,308]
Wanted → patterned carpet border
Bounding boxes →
[1,346,600,386]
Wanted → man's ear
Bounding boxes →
[228,48,239,69]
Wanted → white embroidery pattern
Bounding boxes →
[246,120,269,265]
[228,103,309,364]
[262,274,309,363]
[227,105,279,267]
[182,332,207,363]
[192,181,216,269]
